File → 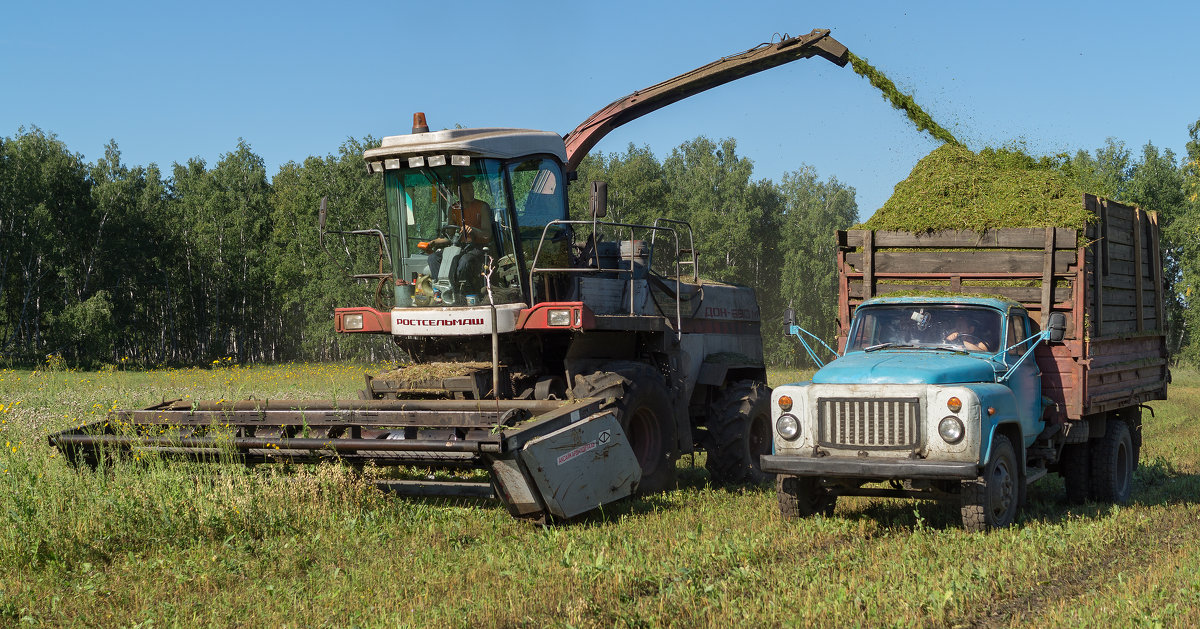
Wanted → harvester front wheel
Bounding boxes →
[571,364,677,494]
[705,380,773,485]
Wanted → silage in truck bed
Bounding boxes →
[862,144,1094,232]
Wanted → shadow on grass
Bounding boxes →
[824,456,1200,531]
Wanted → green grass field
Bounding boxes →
[2,363,1198,627]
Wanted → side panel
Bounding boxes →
[519,411,640,519]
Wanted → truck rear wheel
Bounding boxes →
[1090,418,1134,503]
[571,364,677,494]
[960,434,1019,531]
[1059,442,1090,504]
[776,475,835,519]
[705,380,773,485]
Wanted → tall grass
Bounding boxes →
[2,364,1198,626]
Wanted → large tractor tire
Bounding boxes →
[960,434,1019,531]
[705,380,773,485]
[1090,418,1135,504]
[1058,442,1091,504]
[571,363,677,494]
[776,475,836,519]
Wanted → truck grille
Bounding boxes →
[816,397,920,449]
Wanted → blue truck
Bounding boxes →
[762,196,1170,529]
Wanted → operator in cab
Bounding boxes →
[424,174,494,298]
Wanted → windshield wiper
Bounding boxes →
[864,342,967,354]
[864,342,917,352]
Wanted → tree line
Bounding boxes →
[1,124,1198,368]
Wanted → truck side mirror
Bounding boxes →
[319,196,328,231]
[1045,312,1066,343]
[783,308,796,334]
[590,181,607,218]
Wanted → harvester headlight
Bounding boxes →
[426,155,447,167]
[407,156,425,168]
[343,313,364,330]
[777,395,793,412]
[450,155,471,166]
[776,414,801,441]
[938,416,965,444]
[368,161,384,174]
[383,158,401,170]
[947,396,962,413]
[547,309,571,326]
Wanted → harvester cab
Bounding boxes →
[50,29,850,522]
[330,119,573,337]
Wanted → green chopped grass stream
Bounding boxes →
[847,51,959,146]
[2,363,1198,626]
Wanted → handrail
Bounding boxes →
[650,217,699,283]
[528,219,683,339]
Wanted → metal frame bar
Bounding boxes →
[528,219,684,338]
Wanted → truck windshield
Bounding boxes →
[847,305,1002,353]
[383,159,523,306]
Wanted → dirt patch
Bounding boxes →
[966,512,1200,628]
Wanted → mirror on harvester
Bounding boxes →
[319,196,328,230]
[590,181,607,218]
[783,308,796,334]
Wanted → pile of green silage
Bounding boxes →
[861,144,1093,232]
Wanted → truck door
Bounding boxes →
[1006,310,1043,444]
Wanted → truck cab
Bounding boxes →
[762,296,1059,530]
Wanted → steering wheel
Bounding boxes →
[947,332,985,347]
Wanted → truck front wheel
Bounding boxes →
[1090,418,1134,504]
[776,475,836,519]
[960,434,1019,531]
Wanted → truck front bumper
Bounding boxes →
[761,454,979,480]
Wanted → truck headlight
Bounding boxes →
[938,416,965,444]
[547,309,571,326]
[343,313,364,330]
[776,414,801,440]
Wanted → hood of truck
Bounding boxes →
[813,350,997,385]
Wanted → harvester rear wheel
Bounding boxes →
[705,380,773,485]
[571,363,677,494]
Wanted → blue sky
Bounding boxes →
[3,1,1198,217]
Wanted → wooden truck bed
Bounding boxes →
[836,193,1169,423]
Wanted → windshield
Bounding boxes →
[384,159,522,306]
[847,305,1002,353]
